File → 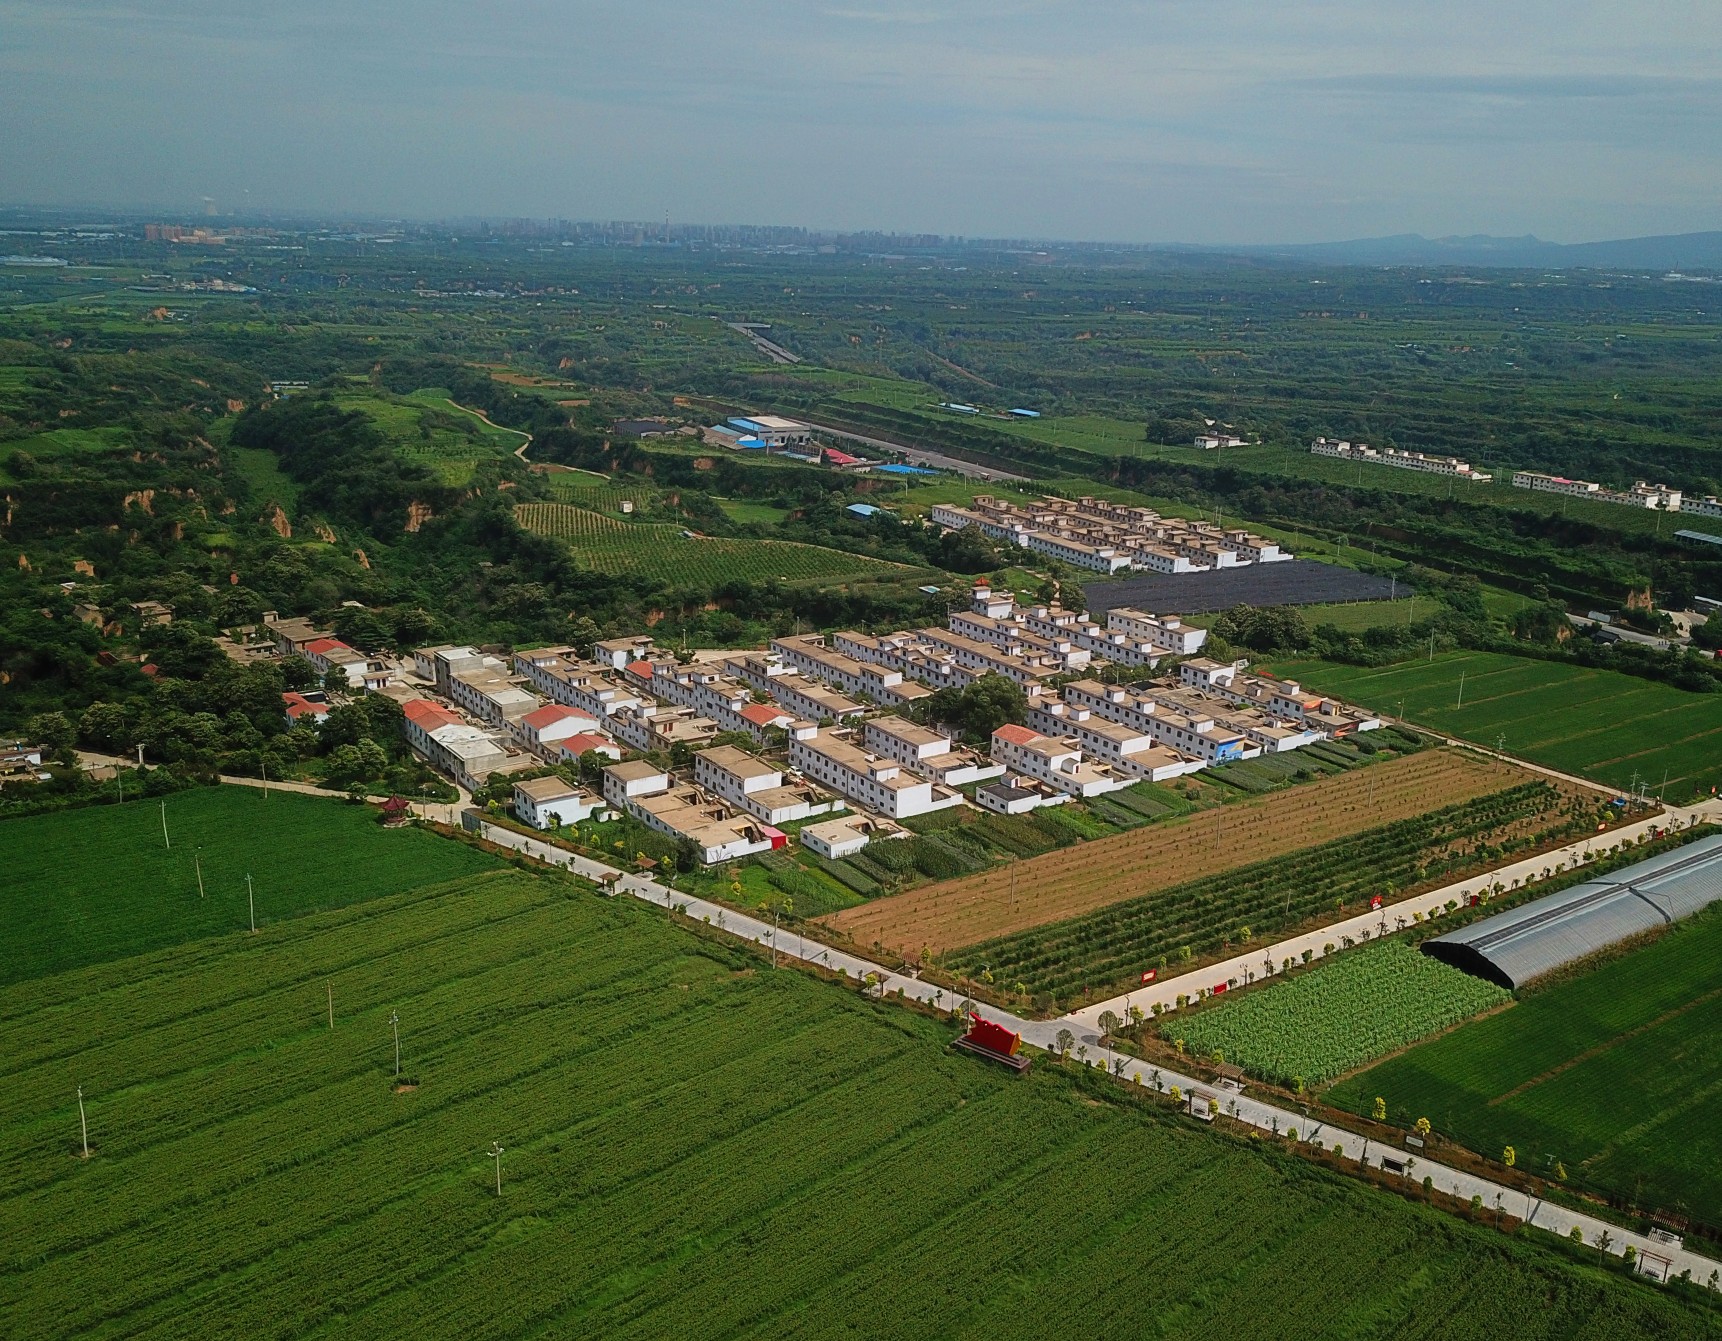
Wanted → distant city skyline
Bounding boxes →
[3,1,1718,247]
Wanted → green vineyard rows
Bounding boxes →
[1174,941,1509,1086]
[515,502,927,586]
[947,784,1586,1001]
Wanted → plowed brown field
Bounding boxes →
[819,749,1549,956]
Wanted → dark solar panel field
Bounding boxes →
[1085,559,1399,614]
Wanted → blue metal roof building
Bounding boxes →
[1423,833,1722,988]
[875,463,938,477]
[845,503,882,518]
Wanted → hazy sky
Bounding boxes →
[3,1,1719,244]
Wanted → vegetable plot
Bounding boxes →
[1173,941,1509,1086]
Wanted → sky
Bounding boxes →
[2,0,1719,245]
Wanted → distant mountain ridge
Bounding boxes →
[1209,231,1722,270]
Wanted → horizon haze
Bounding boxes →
[2,1,1720,247]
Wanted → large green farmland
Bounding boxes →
[1329,906,1722,1224]
[1274,651,1722,797]
[0,858,1711,1338]
[0,786,498,985]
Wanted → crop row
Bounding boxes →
[945,784,1580,1001]
[1172,940,1509,1085]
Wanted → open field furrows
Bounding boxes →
[821,749,1553,956]
[1274,651,1722,797]
[1329,907,1722,1221]
[0,870,1710,1338]
[945,783,1586,1002]
[1173,941,1510,1086]
[515,501,928,586]
[0,786,499,986]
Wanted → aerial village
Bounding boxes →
[251,492,1380,871]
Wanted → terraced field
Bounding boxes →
[1275,651,1722,797]
[1,860,1710,1338]
[516,502,928,587]
[822,749,1563,956]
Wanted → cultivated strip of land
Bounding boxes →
[820,749,1550,956]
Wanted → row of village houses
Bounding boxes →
[928,493,1292,575]
[259,586,1378,867]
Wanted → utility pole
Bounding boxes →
[261,755,268,799]
[390,1011,401,1077]
[488,1141,504,1196]
[160,801,170,849]
[327,981,334,1030]
[1456,671,1466,709]
[77,1085,89,1159]
[194,847,205,899]
[246,874,256,933]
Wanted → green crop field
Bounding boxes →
[224,444,303,511]
[332,387,523,486]
[0,865,1710,1338]
[1274,651,1722,797]
[0,786,498,985]
[516,501,928,587]
[1330,906,1722,1222]
[541,473,657,512]
[946,783,1587,1003]
[1174,941,1509,1086]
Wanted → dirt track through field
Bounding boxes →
[819,749,1544,956]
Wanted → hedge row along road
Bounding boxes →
[820,748,1574,956]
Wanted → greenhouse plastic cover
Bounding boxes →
[1421,832,1722,988]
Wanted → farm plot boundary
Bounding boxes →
[820,749,1557,956]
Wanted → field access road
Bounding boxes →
[1066,800,1719,1033]
[798,420,1028,482]
[471,817,1718,1286]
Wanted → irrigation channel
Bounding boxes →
[470,803,1722,1287]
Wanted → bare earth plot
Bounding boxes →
[819,749,1544,957]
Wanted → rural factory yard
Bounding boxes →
[819,748,1560,957]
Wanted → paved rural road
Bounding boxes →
[798,420,1029,482]
[473,817,1718,1286]
[1067,800,1721,1032]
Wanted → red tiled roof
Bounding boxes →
[403,699,461,730]
[521,703,587,731]
[627,658,656,680]
[560,732,617,757]
[992,723,1039,746]
[739,703,787,726]
[303,637,349,655]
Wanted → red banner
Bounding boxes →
[1141,969,1157,983]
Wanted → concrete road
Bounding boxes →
[471,816,1717,1285]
